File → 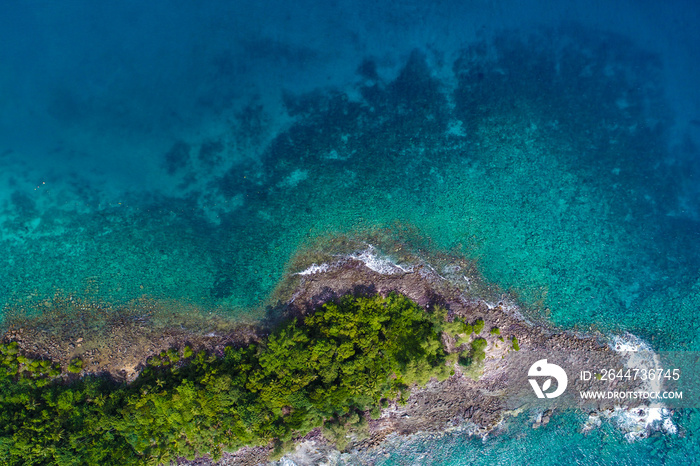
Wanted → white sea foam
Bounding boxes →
[582,405,676,441]
[611,333,663,393]
[296,263,332,275]
[348,246,413,275]
[582,333,677,441]
[295,245,413,277]
[419,263,445,280]
[610,332,653,352]
[612,405,676,441]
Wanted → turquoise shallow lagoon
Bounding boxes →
[1,1,700,463]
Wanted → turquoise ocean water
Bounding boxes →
[1,1,700,463]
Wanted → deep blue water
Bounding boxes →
[2,1,700,464]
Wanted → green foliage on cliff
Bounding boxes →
[67,358,83,373]
[473,318,485,335]
[321,410,369,451]
[430,306,475,346]
[470,338,488,362]
[0,293,451,464]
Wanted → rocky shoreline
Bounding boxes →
[2,245,673,465]
[1,297,263,383]
[181,246,670,465]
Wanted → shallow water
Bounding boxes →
[352,410,695,466]
[1,1,699,463]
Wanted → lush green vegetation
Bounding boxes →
[469,338,488,363]
[512,336,520,351]
[434,307,491,375]
[0,293,454,465]
[431,306,489,348]
[473,318,485,335]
